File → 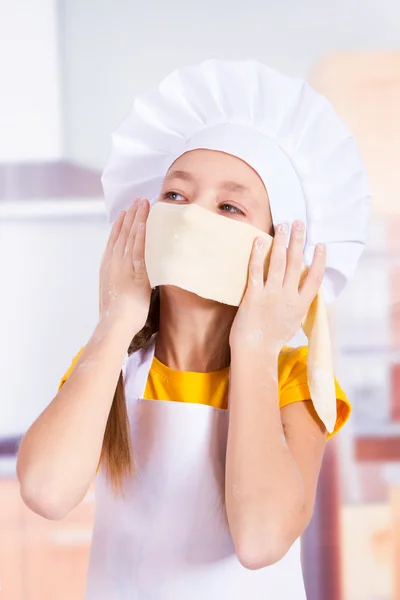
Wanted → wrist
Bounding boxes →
[230,343,280,369]
[96,310,141,346]
[230,332,282,361]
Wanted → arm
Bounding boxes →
[17,199,151,520]
[17,316,132,520]
[226,347,326,569]
[227,220,327,569]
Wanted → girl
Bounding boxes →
[17,60,370,599]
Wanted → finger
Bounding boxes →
[132,200,150,273]
[102,210,126,263]
[283,220,305,291]
[100,211,126,278]
[245,237,267,295]
[264,223,288,292]
[299,243,326,303]
[126,198,149,256]
[114,200,140,256]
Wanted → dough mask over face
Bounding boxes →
[145,201,337,434]
[145,201,272,306]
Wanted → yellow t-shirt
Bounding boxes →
[59,345,350,438]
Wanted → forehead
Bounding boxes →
[165,149,267,192]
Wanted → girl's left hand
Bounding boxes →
[229,221,326,356]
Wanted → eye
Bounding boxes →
[163,191,186,202]
[220,203,245,216]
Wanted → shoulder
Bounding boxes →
[278,345,308,386]
[278,345,308,366]
[278,345,351,438]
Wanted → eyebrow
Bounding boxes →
[165,170,194,182]
[165,170,251,195]
[220,181,250,194]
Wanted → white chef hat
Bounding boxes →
[102,59,371,302]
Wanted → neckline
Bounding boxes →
[151,355,230,381]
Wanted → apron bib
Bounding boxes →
[86,342,307,599]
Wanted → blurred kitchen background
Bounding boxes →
[1,1,400,598]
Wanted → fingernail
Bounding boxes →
[277,223,288,234]
[140,198,148,207]
[255,237,264,250]
[293,220,305,232]
[316,243,326,254]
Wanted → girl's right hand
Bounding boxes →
[99,198,152,336]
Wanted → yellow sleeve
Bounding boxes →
[278,346,351,439]
[58,347,86,391]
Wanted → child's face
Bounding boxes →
[159,149,274,235]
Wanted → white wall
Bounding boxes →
[0,0,62,160]
[0,201,109,437]
[59,0,400,170]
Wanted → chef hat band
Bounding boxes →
[176,123,306,229]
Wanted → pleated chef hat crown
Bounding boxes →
[102,59,371,302]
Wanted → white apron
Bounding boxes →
[86,342,307,599]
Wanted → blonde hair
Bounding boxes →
[99,287,159,492]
